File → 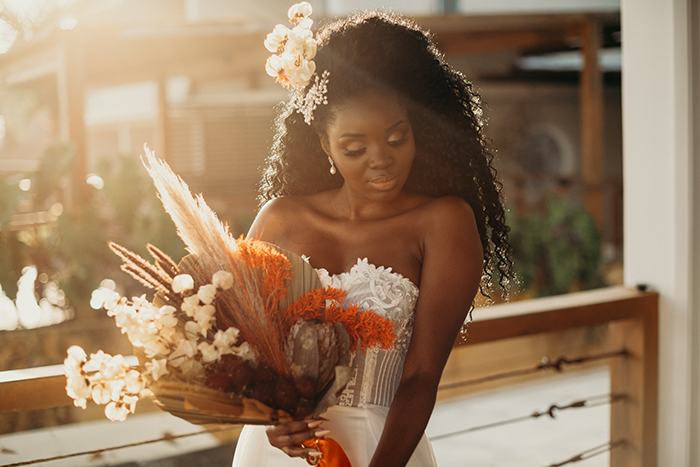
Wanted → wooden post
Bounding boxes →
[61,36,88,204]
[609,295,658,467]
[579,16,605,232]
[56,43,70,143]
[156,76,170,162]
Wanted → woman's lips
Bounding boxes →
[368,176,399,191]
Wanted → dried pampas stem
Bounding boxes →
[109,242,174,293]
[147,244,180,278]
[142,148,290,374]
[142,148,237,274]
[121,264,166,291]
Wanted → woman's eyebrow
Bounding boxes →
[338,120,407,139]
[385,120,407,133]
[339,132,365,139]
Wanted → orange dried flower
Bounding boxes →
[235,236,292,312]
[281,286,395,353]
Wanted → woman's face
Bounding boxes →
[320,90,415,202]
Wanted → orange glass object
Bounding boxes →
[302,438,352,467]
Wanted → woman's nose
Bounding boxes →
[368,148,393,169]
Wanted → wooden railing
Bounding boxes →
[460,286,658,467]
[0,286,658,467]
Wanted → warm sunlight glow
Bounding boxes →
[0,0,78,53]
[89,279,116,310]
[59,16,77,30]
[86,174,105,190]
[0,266,71,330]
[18,178,31,191]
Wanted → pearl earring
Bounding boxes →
[328,157,336,175]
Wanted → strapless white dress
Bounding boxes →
[232,259,438,467]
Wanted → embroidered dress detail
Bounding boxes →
[315,258,419,408]
[233,258,437,467]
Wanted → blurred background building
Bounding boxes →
[0,0,624,314]
[0,0,697,466]
[0,0,620,430]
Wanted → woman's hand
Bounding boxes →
[266,419,328,461]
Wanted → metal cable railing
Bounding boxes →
[437,349,627,392]
[0,427,233,467]
[1,351,625,467]
[547,440,624,467]
[431,393,622,441]
[0,287,659,467]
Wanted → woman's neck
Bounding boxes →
[328,185,415,221]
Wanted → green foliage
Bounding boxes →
[0,228,27,299]
[0,178,21,231]
[508,197,604,297]
[0,145,186,313]
[94,156,185,261]
[0,86,42,135]
[32,143,74,206]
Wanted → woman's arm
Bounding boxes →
[369,196,484,467]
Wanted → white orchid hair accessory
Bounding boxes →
[265,2,329,124]
[265,2,317,87]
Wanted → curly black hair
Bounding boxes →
[258,11,514,293]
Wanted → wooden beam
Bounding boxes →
[609,295,658,467]
[0,376,71,414]
[415,12,615,35]
[81,33,266,87]
[435,26,579,55]
[0,46,59,86]
[579,16,605,230]
[461,287,657,346]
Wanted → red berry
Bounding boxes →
[229,362,255,391]
[206,372,230,391]
[296,375,317,399]
[294,397,314,418]
[274,377,300,412]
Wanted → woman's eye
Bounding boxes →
[388,136,408,147]
[343,147,366,157]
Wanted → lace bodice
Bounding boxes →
[315,258,419,408]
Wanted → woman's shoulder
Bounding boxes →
[415,196,483,277]
[258,192,332,217]
[257,195,305,216]
[412,195,475,224]
[248,196,304,241]
[250,193,331,238]
[398,195,477,253]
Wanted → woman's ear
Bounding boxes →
[319,134,330,156]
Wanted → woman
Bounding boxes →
[234,7,513,467]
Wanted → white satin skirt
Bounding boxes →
[232,405,437,467]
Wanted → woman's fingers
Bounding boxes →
[269,427,330,447]
[266,420,310,437]
[265,420,329,458]
[281,445,322,458]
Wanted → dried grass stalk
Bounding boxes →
[142,149,290,373]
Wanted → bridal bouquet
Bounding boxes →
[64,149,395,424]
